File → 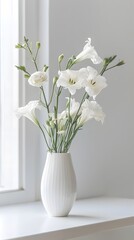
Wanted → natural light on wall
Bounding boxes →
[0,0,19,191]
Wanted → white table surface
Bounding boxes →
[0,197,134,240]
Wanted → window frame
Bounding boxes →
[0,0,42,205]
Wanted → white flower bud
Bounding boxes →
[36,41,41,49]
[58,54,64,64]
[28,71,47,87]
[53,76,58,85]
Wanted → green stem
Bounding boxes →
[24,70,31,76]
[63,126,79,152]
[35,48,39,62]
[100,64,108,75]
[54,86,63,152]
[104,64,120,72]
[40,86,49,113]
[59,63,61,71]
[100,58,122,76]
[38,122,51,151]
[24,38,39,71]
[43,124,50,136]
[48,83,56,107]
[50,128,57,152]
[63,92,88,151]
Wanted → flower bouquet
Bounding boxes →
[15,37,124,216]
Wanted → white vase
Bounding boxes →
[41,152,77,217]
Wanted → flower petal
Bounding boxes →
[78,99,105,126]
[16,100,41,125]
[57,69,84,94]
[28,71,47,87]
[76,38,102,64]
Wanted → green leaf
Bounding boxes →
[24,36,29,43]
[116,60,125,66]
[15,43,23,48]
[15,65,26,72]
[46,120,50,126]
[104,55,117,65]
[24,74,30,79]
[43,65,49,72]
[110,55,117,62]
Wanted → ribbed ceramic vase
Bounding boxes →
[41,152,77,217]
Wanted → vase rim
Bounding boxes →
[47,152,70,155]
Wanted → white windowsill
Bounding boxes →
[0,197,134,240]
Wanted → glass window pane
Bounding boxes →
[0,0,19,191]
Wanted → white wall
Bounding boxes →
[19,1,134,239]
[30,1,134,239]
[48,0,134,199]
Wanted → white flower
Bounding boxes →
[16,100,41,125]
[80,66,107,99]
[28,71,47,87]
[75,38,102,64]
[66,98,80,117]
[57,69,84,95]
[78,99,105,126]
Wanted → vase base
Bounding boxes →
[47,214,69,218]
[46,209,70,217]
